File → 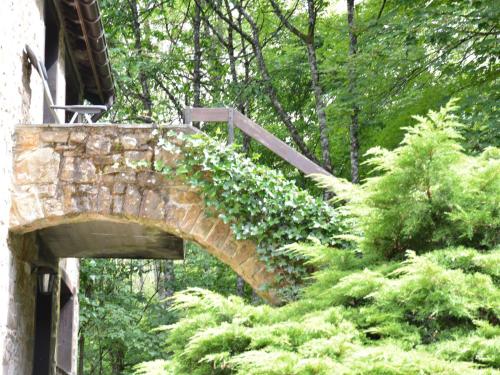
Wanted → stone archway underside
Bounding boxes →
[10,124,278,304]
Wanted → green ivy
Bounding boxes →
[154,132,346,299]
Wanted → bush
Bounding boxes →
[352,101,499,257]
[136,103,499,374]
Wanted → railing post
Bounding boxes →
[227,108,235,145]
[183,107,192,125]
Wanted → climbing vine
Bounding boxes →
[153,132,346,299]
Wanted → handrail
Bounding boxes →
[183,107,331,176]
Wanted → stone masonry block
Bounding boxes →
[221,238,239,259]
[123,185,141,216]
[114,171,136,184]
[124,150,153,163]
[97,186,112,213]
[69,131,87,143]
[40,130,69,143]
[112,195,123,214]
[137,171,160,188]
[86,134,111,155]
[164,204,187,227]
[120,135,138,150]
[112,182,126,194]
[206,220,231,250]
[77,184,98,195]
[74,159,97,183]
[10,187,44,226]
[15,129,41,150]
[15,147,60,185]
[60,156,75,182]
[180,205,202,232]
[169,189,201,204]
[42,197,64,218]
[239,256,261,282]
[154,147,181,167]
[232,240,255,266]
[190,212,217,240]
[140,190,164,220]
[37,184,57,198]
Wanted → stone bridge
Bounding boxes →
[10,124,279,303]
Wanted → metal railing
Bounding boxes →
[183,107,331,176]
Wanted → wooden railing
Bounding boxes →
[183,107,331,176]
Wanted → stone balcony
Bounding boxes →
[10,123,279,303]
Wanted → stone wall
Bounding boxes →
[0,0,78,373]
[0,0,45,373]
[2,233,38,375]
[11,124,280,304]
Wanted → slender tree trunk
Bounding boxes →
[305,0,333,173]
[110,344,125,375]
[236,276,245,296]
[225,25,248,294]
[248,25,317,163]
[156,260,165,299]
[237,12,251,152]
[305,41,332,173]
[192,0,202,128]
[228,12,250,292]
[78,333,84,375]
[98,345,103,375]
[347,0,360,183]
[206,0,318,164]
[129,0,153,122]
[163,260,175,300]
[268,0,332,170]
[157,259,175,306]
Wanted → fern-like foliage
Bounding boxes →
[313,100,499,258]
[136,102,499,374]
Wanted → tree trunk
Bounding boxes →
[156,260,165,299]
[347,0,360,183]
[305,41,333,174]
[238,12,251,152]
[268,0,331,170]
[248,26,318,163]
[110,344,125,375]
[206,0,318,164]
[157,259,175,307]
[163,260,175,301]
[77,333,84,375]
[192,0,202,128]
[236,276,245,296]
[129,0,153,122]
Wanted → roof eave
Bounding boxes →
[55,0,115,107]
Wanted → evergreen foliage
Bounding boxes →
[137,104,500,374]
[316,101,499,258]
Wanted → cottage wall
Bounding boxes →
[0,0,79,374]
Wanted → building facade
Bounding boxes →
[0,0,113,373]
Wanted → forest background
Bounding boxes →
[78,0,499,373]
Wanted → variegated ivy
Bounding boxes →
[154,131,346,300]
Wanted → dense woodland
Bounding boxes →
[79,0,499,374]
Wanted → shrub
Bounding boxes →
[137,103,499,374]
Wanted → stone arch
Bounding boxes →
[10,124,278,304]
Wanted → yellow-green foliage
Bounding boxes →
[137,103,499,374]
[138,248,499,374]
[360,101,499,257]
[314,101,499,259]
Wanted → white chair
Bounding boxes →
[25,45,108,124]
